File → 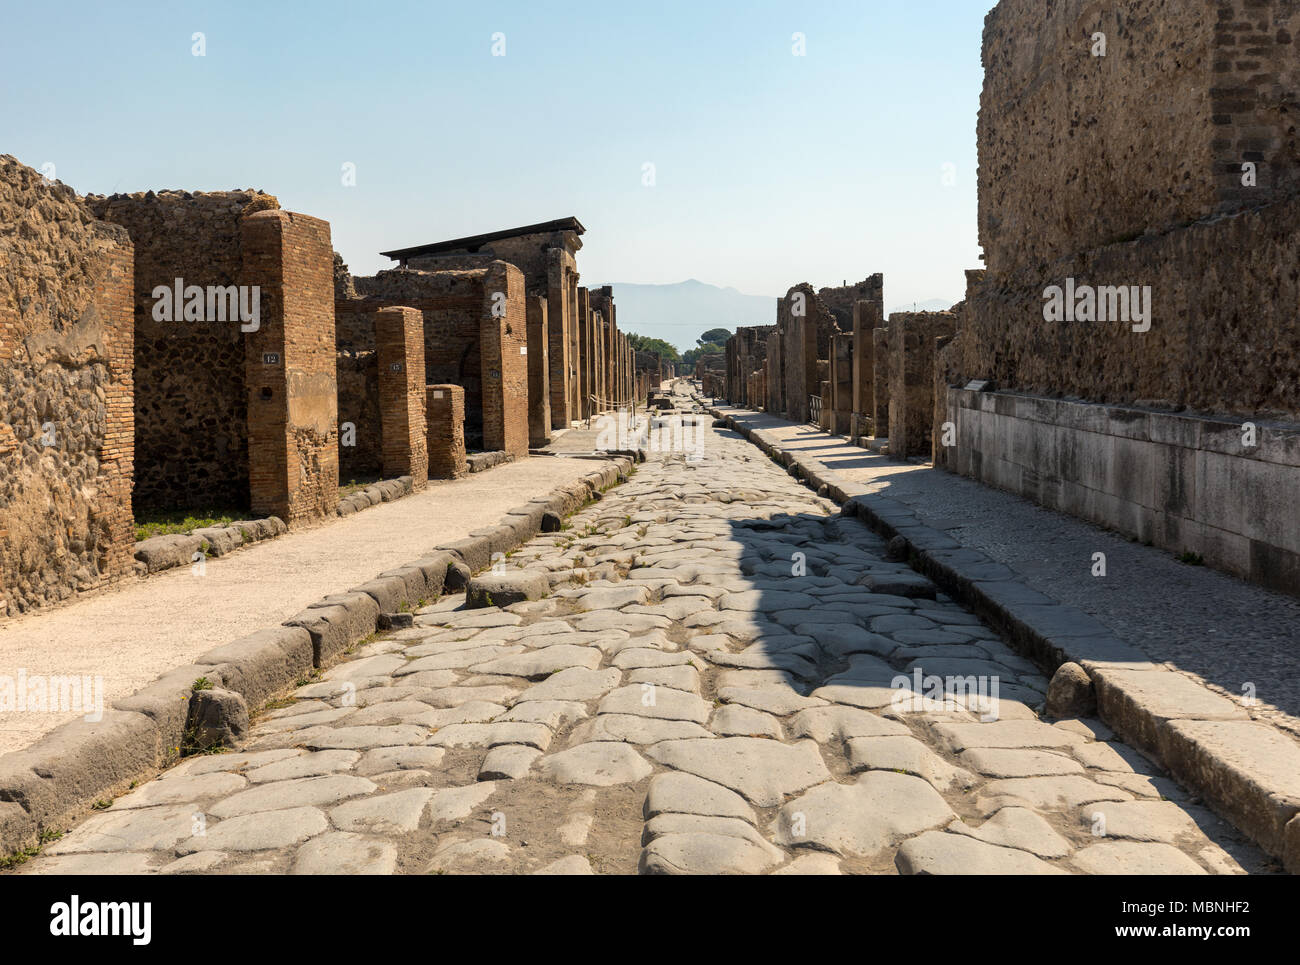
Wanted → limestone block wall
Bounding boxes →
[947,387,1300,594]
[0,157,136,616]
[979,0,1300,277]
[240,210,339,525]
[87,189,279,511]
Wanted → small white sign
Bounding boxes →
[433,390,444,399]
[520,346,527,355]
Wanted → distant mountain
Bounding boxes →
[599,279,776,353]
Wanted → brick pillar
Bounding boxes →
[577,286,591,418]
[241,210,339,525]
[481,262,529,459]
[96,244,137,585]
[546,251,571,429]
[426,384,466,479]
[526,295,551,447]
[568,272,581,421]
[374,305,428,490]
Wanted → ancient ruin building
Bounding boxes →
[939,0,1300,593]
[87,189,339,526]
[723,325,773,408]
[336,261,530,463]
[381,218,584,431]
[0,157,136,616]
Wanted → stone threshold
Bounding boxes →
[710,406,1300,874]
[0,454,638,859]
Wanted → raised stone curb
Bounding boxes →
[0,455,634,859]
[712,405,1300,873]
[134,515,288,576]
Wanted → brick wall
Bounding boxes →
[375,306,428,488]
[427,384,466,479]
[526,295,551,447]
[480,262,529,459]
[241,210,339,525]
[1,156,136,616]
[87,189,277,511]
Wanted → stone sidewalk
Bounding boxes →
[715,407,1300,740]
[0,454,606,755]
[14,390,1274,874]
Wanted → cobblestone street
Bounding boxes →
[17,386,1272,876]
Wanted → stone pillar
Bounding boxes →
[481,262,529,460]
[374,305,428,489]
[577,286,591,418]
[526,295,551,448]
[546,251,571,429]
[426,384,466,479]
[887,312,958,460]
[871,326,891,440]
[852,298,882,440]
[241,210,339,525]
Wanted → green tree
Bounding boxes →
[699,327,732,346]
[626,333,681,361]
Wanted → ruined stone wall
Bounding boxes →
[427,384,466,479]
[87,189,278,511]
[725,325,773,408]
[375,306,428,488]
[777,284,835,423]
[852,298,884,437]
[479,262,529,459]
[526,296,551,447]
[958,0,1300,420]
[350,268,485,447]
[829,333,854,434]
[979,0,1300,278]
[0,157,135,616]
[888,312,957,460]
[816,275,883,335]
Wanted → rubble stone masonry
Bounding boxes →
[0,157,136,616]
[427,384,466,479]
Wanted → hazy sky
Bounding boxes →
[4,0,989,313]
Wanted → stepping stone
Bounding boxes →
[896,831,1066,875]
[428,782,498,822]
[710,705,783,739]
[469,645,603,679]
[518,667,622,702]
[537,742,653,786]
[479,745,542,780]
[570,714,712,744]
[643,772,756,822]
[533,855,595,874]
[772,772,955,857]
[1072,841,1207,875]
[292,832,398,875]
[647,737,829,807]
[598,685,711,723]
[1078,800,1206,844]
[355,746,446,776]
[788,706,909,743]
[960,748,1083,778]
[639,832,783,875]
[949,807,1073,858]
[846,735,975,791]
[771,853,843,875]
[331,788,436,833]
[428,722,552,750]
[177,806,328,853]
[210,775,377,818]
